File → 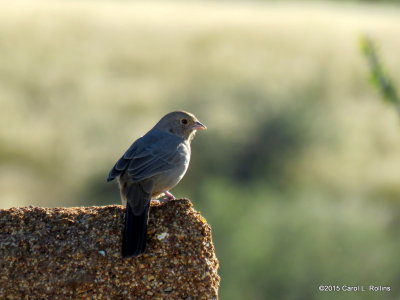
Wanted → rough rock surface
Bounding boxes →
[0,199,219,299]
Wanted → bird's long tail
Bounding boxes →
[122,184,150,258]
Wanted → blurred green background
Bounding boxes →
[1,1,400,299]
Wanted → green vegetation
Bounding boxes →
[361,36,400,114]
[1,2,400,299]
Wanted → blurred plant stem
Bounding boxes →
[360,35,400,115]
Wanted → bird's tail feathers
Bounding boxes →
[122,183,151,258]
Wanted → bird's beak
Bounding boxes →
[192,121,207,131]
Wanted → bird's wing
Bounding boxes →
[127,134,188,182]
[107,139,140,182]
[107,131,188,182]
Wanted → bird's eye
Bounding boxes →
[181,119,188,124]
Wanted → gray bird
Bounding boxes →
[107,111,206,258]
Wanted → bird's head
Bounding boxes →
[154,111,207,141]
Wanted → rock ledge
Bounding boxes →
[0,199,220,299]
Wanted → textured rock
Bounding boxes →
[0,199,219,299]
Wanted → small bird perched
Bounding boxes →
[107,111,206,258]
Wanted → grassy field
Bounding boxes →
[1,1,400,299]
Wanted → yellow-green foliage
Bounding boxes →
[1,2,400,299]
[361,35,399,110]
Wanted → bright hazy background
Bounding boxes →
[1,1,400,299]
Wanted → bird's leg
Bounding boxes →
[150,191,176,205]
[156,191,176,203]
[163,191,176,200]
